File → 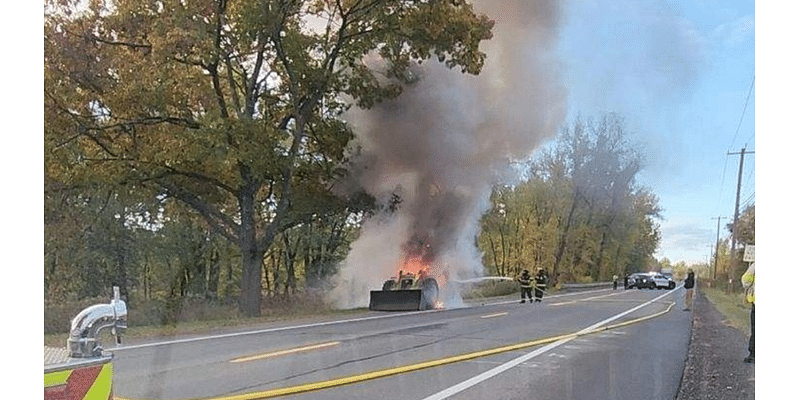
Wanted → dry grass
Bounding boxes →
[44,282,532,348]
[701,285,751,335]
[44,291,365,348]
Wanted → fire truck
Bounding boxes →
[44,287,127,400]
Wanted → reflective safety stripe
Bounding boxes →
[742,265,755,304]
[84,363,113,400]
[44,370,71,388]
[44,362,113,400]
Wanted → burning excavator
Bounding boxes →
[368,235,445,311]
[369,270,441,311]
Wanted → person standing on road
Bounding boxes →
[683,268,695,311]
[517,270,533,303]
[741,262,755,363]
[534,268,548,303]
[613,274,619,290]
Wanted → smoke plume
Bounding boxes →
[328,0,567,308]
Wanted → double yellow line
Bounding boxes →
[118,300,674,400]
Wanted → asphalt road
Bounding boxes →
[112,287,691,400]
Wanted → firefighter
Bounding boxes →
[517,270,533,303]
[534,268,548,303]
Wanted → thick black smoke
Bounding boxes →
[328,0,566,308]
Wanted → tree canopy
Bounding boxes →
[478,114,663,283]
[45,0,494,316]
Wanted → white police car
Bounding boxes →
[647,272,676,289]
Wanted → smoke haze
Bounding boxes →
[328,0,567,308]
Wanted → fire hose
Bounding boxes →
[131,299,675,400]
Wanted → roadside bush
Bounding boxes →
[44,290,338,336]
[44,295,109,335]
[460,279,518,299]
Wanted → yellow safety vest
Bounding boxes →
[741,263,755,304]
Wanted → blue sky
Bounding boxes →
[553,0,755,264]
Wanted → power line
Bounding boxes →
[711,216,727,280]
[740,192,755,212]
[728,75,755,152]
[714,157,731,213]
[744,132,755,149]
[716,75,755,214]
[726,148,754,281]
[741,167,755,199]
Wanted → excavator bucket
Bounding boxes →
[368,277,439,311]
[369,289,424,311]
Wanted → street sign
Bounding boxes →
[743,245,755,262]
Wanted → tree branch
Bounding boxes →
[81,31,152,53]
[159,181,240,245]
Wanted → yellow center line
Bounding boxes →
[202,301,676,400]
[229,341,341,363]
[117,297,678,400]
[550,290,626,306]
[480,312,508,319]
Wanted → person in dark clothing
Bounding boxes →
[683,268,695,311]
[517,270,533,303]
[534,268,548,303]
[623,275,629,290]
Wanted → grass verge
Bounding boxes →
[44,306,369,348]
[44,282,533,349]
[701,286,751,335]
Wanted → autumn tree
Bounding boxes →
[480,113,662,284]
[727,203,755,281]
[45,0,494,316]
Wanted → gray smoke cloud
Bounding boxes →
[328,0,567,308]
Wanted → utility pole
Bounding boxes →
[726,148,755,286]
[711,216,726,280]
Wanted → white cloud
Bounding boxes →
[657,223,714,262]
[711,14,755,48]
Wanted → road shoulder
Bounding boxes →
[676,291,755,400]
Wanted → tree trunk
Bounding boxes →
[239,240,262,317]
[262,251,273,297]
[553,192,579,279]
[207,249,220,299]
[596,230,608,278]
[238,177,263,317]
[282,233,297,295]
[488,236,501,276]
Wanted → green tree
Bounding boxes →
[727,203,755,282]
[45,0,494,316]
[536,113,659,281]
[479,113,662,284]
[735,204,755,246]
[44,180,149,301]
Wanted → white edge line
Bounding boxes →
[421,288,680,400]
[114,312,420,351]
[113,288,614,351]
[480,312,508,319]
